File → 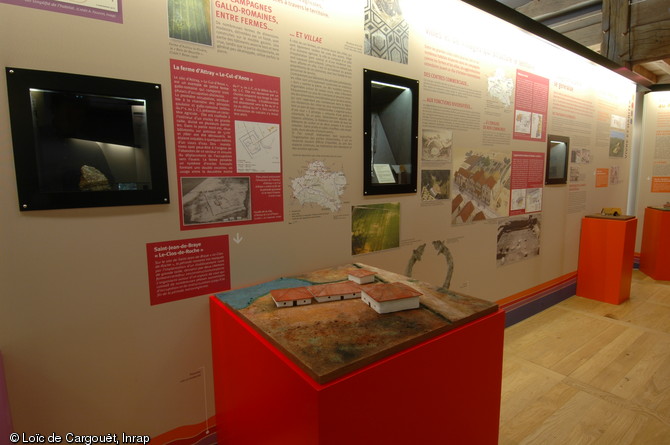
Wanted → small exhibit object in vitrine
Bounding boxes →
[360,282,422,314]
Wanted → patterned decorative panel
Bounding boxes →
[364,0,409,64]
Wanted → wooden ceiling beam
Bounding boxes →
[603,0,670,67]
[518,0,599,20]
[632,63,658,84]
[630,0,670,28]
[653,60,670,76]
[629,22,670,65]
[550,10,601,33]
[602,0,630,66]
[563,22,603,48]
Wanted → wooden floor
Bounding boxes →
[500,270,670,444]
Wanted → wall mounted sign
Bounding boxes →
[170,60,283,230]
[146,235,230,305]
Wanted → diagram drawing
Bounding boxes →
[235,120,281,173]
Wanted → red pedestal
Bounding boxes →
[210,297,505,445]
[576,216,637,304]
[640,207,670,281]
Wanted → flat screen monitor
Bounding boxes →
[5,67,170,210]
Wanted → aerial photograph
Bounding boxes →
[352,202,400,255]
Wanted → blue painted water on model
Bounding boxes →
[215,278,314,309]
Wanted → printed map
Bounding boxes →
[291,161,347,212]
[487,68,514,107]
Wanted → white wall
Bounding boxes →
[635,90,670,249]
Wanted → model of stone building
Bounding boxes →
[307,281,362,302]
[270,268,423,315]
[270,287,314,307]
[347,268,377,284]
[360,282,422,314]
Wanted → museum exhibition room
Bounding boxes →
[2,0,670,443]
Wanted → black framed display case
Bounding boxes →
[545,134,570,185]
[5,67,170,211]
[363,69,419,195]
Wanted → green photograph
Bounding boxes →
[351,202,400,255]
[168,0,213,46]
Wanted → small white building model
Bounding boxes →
[360,282,422,314]
[270,270,420,315]
[308,282,362,303]
[270,287,314,308]
[348,268,376,284]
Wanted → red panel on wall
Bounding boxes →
[147,235,230,305]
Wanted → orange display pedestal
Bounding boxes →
[576,215,637,304]
[640,207,670,280]
[210,297,505,445]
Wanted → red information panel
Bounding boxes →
[513,70,549,142]
[510,151,545,215]
[595,168,609,188]
[147,235,230,305]
[652,177,670,193]
[170,59,283,230]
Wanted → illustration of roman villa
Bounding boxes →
[452,151,511,224]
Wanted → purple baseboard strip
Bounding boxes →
[503,279,577,328]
